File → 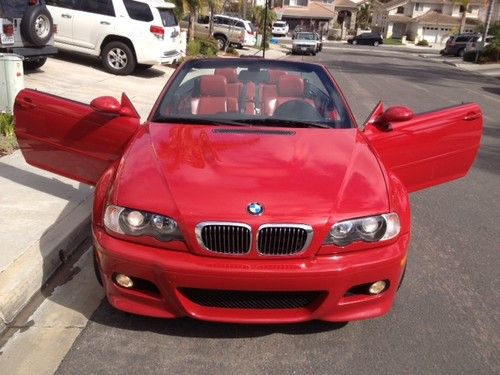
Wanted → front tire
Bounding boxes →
[457,48,465,58]
[93,248,103,287]
[352,40,358,45]
[373,41,380,46]
[101,41,136,75]
[215,35,227,51]
[23,57,47,71]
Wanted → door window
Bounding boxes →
[123,0,153,22]
[79,0,115,16]
[45,0,78,8]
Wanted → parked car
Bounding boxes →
[272,21,289,36]
[291,32,319,55]
[464,35,494,53]
[14,58,482,324]
[181,14,255,50]
[46,0,183,75]
[0,0,57,70]
[347,32,383,46]
[443,33,481,57]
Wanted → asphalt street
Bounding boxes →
[30,48,500,374]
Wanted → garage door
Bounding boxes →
[422,26,439,43]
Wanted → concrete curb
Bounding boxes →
[0,153,94,335]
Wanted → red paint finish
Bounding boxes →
[364,103,483,193]
[13,59,483,324]
[15,89,139,185]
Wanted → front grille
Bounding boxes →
[196,222,251,254]
[257,225,313,255]
[180,288,323,309]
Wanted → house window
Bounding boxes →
[415,3,423,11]
[397,6,404,14]
[285,0,308,6]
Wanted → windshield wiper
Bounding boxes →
[152,116,248,127]
[237,118,331,129]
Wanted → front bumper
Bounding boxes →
[94,227,409,324]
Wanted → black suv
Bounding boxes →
[443,33,479,57]
[347,32,383,46]
[0,0,56,70]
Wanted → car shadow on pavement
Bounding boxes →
[89,299,347,338]
[482,86,500,95]
[51,51,166,78]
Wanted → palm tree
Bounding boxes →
[356,1,373,30]
[455,0,471,34]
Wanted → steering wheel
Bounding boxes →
[273,100,323,121]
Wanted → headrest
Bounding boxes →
[215,68,239,83]
[277,75,304,97]
[200,75,227,96]
[268,70,287,84]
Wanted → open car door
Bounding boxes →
[363,102,482,193]
[14,89,140,186]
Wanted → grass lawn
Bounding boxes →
[383,38,403,45]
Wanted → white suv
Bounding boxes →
[45,0,182,75]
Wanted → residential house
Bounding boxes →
[372,0,492,44]
[274,0,368,35]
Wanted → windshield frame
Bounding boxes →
[149,58,355,129]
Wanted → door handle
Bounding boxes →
[464,112,480,121]
[61,13,72,19]
[16,98,36,111]
[100,21,110,25]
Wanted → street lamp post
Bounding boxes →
[263,0,269,58]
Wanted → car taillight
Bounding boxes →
[28,0,39,5]
[3,24,14,36]
[150,25,164,39]
[248,30,254,35]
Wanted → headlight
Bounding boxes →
[323,213,400,247]
[104,205,183,242]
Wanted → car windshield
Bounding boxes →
[296,32,315,40]
[274,22,286,27]
[152,59,353,129]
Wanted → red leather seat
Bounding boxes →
[264,75,314,116]
[191,75,238,115]
[215,68,242,99]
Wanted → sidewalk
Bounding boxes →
[0,46,288,336]
[0,151,93,334]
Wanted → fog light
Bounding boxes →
[368,280,387,295]
[115,274,134,288]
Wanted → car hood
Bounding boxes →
[114,124,389,230]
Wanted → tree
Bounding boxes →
[356,0,373,30]
[455,0,471,34]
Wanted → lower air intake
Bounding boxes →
[180,288,323,309]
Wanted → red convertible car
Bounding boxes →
[14,58,482,324]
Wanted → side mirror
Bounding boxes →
[382,106,414,123]
[90,93,140,119]
[90,96,121,114]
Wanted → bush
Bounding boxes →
[416,39,429,46]
[224,47,239,56]
[186,38,218,57]
[186,40,200,56]
[198,38,218,56]
[0,113,14,137]
[463,50,479,62]
[480,45,500,62]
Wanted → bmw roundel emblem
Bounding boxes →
[247,202,264,216]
